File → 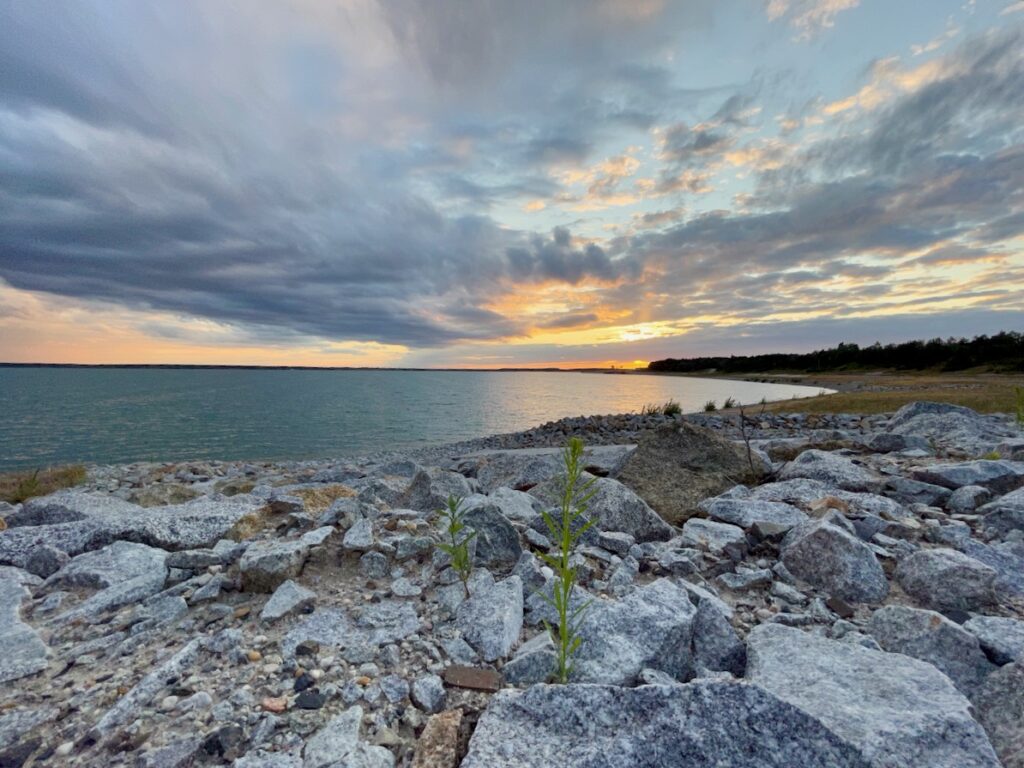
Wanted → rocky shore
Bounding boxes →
[1,401,1023,767]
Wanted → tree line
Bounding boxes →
[647,331,1024,373]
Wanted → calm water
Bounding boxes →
[0,368,826,470]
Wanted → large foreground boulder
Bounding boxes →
[461,681,869,768]
[616,422,766,525]
[747,623,1000,768]
[571,578,696,684]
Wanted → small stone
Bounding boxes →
[247,650,263,663]
[295,689,326,709]
[411,674,446,713]
[262,696,288,713]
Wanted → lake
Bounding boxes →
[0,368,826,470]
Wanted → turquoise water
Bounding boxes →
[0,368,825,470]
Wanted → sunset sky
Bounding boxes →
[1,0,1023,368]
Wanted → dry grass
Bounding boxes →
[293,484,356,513]
[0,465,88,504]
[762,373,1024,415]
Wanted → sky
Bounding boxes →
[1,0,1023,369]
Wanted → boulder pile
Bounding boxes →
[0,401,1021,767]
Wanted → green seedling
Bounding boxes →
[435,495,476,598]
[539,437,597,684]
[703,400,717,412]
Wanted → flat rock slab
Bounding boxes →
[747,623,1000,768]
[0,491,270,569]
[281,602,420,658]
[461,681,869,768]
[0,578,48,684]
[442,665,502,692]
[912,460,1024,494]
[896,548,997,611]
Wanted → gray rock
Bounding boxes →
[778,450,883,493]
[503,632,556,685]
[380,675,409,703]
[596,530,635,555]
[781,519,888,603]
[461,681,869,768]
[343,519,374,551]
[0,578,48,683]
[303,705,394,768]
[972,660,1024,768]
[91,638,201,741]
[530,474,672,542]
[23,545,69,579]
[964,615,1024,665]
[46,539,167,590]
[464,487,542,523]
[716,568,772,591]
[240,532,324,593]
[0,707,58,751]
[751,478,909,519]
[410,674,445,714]
[680,519,747,560]
[52,541,170,622]
[260,579,316,623]
[456,576,523,662]
[616,421,766,525]
[747,623,1000,768]
[885,476,953,506]
[358,551,389,579]
[398,469,472,514]
[868,605,996,697]
[700,497,808,531]
[912,460,1024,494]
[896,548,997,611]
[691,595,745,675]
[888,401,1013,454]
[572,578,696,684]
[282,603,420,658]
[462,504,522,569]
[947,486,992,514]
[979,486,1024,539]
[867,432,931,453]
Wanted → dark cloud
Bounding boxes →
[0,3,1021,360]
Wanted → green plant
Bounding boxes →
[722,396,738,409]
[1,464,87,504]
[981,450,1001,460]
[435,495,476,598]
[1016,386,1024,426]
[539,438,596,684]
[640,402,660,416]
[661,398,682,416]
[703,400,717,412]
